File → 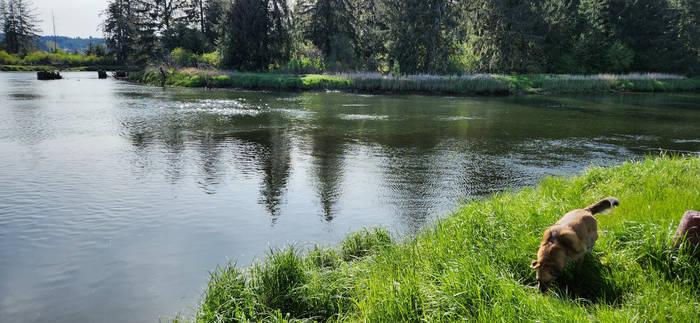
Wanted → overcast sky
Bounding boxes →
[33,0,109,38]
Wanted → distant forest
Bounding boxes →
[2,0,699,75]
[37,36,106,53]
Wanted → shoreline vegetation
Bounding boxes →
[192,155,699,322]
[133,68,700,95]
[0,50,129,72]
[0,64,130,72]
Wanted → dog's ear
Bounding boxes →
[530,260,539,269]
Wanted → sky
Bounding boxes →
[33,0,109,38]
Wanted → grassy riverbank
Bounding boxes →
[193,155,700,322]
[134,69,700,95]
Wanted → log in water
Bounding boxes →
[37,70,62,80]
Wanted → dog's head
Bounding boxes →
[530,258,562,293]
[531,238,567,293]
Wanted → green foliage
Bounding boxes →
[161,21,210,54]
[1,0,41,55]
[199,51,221,68]
[0,64,55,71]
[284,57,324,74]
[0,49,19,64]
[170,47,197,67]
[605,42,635,73]
[296,0,357,70]
[96,0,698,74]
[384,0,458,74]
[169,48,221,68]
[285,41,324,73]
[194,156,700,321]
[218,0,291,70]
[0,50,118,67]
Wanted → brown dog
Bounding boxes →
[530,197,619,292]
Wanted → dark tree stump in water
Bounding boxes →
[675,210,700,247]
[98,71,108,79]
[37,71,62,80]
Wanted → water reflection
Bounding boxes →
[112,89,700,226]
[310,130,346,221]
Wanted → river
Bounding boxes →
[0,72,698,322]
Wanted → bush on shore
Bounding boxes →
[194,155,700,322]
[0,50,117,67]
[169,48,222,69]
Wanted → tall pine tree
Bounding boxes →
[0,0,41,54]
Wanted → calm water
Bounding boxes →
[0,72,698,322]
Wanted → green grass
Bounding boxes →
[134,69,700,95]
[194,155,700,322]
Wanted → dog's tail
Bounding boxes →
[585,197,619,215]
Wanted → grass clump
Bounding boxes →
[198,228,391,322]
[341,227,392,261]
[194,155,700,322]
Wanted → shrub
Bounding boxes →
[170,47,197,67]
[0,50,20,65]
[285,56,325,74]
[286,41,325,74]
[199,51,221,69]
[605,42,635,73]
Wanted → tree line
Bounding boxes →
[2,0,698,75]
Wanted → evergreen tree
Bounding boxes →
[202,0,225,46]
[354,0,386,71]
[0,0,41,54]
[102,0,159,65]
[461,0,548,73]
[131,0,159,64]
[297,0,356,68]
[153,0,187,31]
[186,0,225,47]
[607,0,678,72]
[384,0,457,74]
[102,0,135,62]
[219,0,291,70]
[537,0,581,73]
[573,0,634,73]
[668,0,699,74]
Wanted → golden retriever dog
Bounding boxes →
[530,197,619,292]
